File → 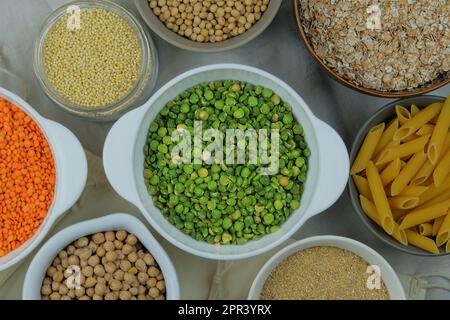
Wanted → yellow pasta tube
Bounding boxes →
[417,176,450,206]
[410,104,420,116]
[433,150,450,188]
[374,119,399,154]
[433,216,446,236]
[376,134,430,165]
[428,97,450,164]
[366,161,395,234]
[359,195,380,225]
[380,158,402,187]
[398,186,429,197]
[417,124,435,136]
[412,132,450,185]
[417,189,450,212]
[351,123,385,175]
[360,196,407,245]
[390,150,428,196]
[419,223,433,236]
[392,209,409,221]
[436,214,450,246]
[388,196,419,210]
[394,102,442,141]
[395,105,411,125]
[352,175,372,200]
[404,229,440,254]
[399,199,450,230]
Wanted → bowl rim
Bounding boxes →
[348,95,448,257]
[292,0,450,98]
[33,0,158,120]
[22,213,180,300]
[134,0,283,53]
[248,235,406,300]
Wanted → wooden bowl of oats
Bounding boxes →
[293,0,449,98]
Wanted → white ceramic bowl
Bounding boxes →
[248,235,406,300]
[23,213,180,300]
[135,0,282,53]
[0,87,87,271]
[103,64,349,260]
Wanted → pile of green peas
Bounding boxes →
[143,80,310,245]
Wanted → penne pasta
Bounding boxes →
[376,134,430,165]
[417,124,435,136]
[380,158,402,187]
[359,196,407,245]
[398,186,429,197]
[351,123,385,175]
[436,213,450,247]
[433,150,450,188]
[404,229,440,254]
[395,105,411,125]
[417,176,450,206]
[392,209,409,221]
[366,161,395,234]
[352,175,372,201]
[374,119,399,154]
[410,104,421,117]
[390,150,427,196]
[433,216,446,236]
[394,102,442,141]
[388,196,419,210]
[417,189,450,212]
[428,97,450,165]
[419,223,433,236]
[399,199,450,230]
[359,195,380,225]
[412,132,450,185]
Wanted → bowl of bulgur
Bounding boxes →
[135,0,282,52]
[294,0,449,98]
[249,236,406,300]
[34,0,159,121]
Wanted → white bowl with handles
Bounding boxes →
[248,235,406,300]
[23,213,180,300]
[103,64,349,260]
[0,87,87,271]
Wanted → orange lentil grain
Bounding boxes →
[0,97,55,257]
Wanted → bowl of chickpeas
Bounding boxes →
[135,0,282,52]
[22,213,180,300]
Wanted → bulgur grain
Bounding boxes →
[261,246,390,300]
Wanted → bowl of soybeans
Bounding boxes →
[34,0,158,121]
[23,214,180,300]
[135,0,282,52]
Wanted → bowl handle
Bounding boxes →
[103,107,146,206]
[42,119,88,218]
[307,118,349,217]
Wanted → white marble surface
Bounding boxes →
[0,0,449,299]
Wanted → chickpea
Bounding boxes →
[86,288,95,297]
[79,296,90,300]
[123,272,136,284]
[116,230,128,241]
[147,278,157,288]
[43,277,52,285]
[61,295,71,300]
[157,280,166,292]
[113,270,125,281]
[128,252,138,263]
[52,257,61,267]
[125,234,138,246]
[95,283,107,296]
[67,245,76,255]
[59,284,69,295]
[77,248,92,261]
[105,251,117,262]
[137,294,147,300]
[96,246,106,257]
[129,287,139,296]
[135,259,148,272]
[68,255,80,266]
[120,260,132,272]
[53,271,64,283]
[75,287,85,298]
[46,266,57,278]
[137,272,149,284]
[94,264,106,277]
[41,284,52,296]
[93,294,103,300]
[149,287,160,298]
[58,250,68,259]
[122,244,134,255]
[88,255,100,267]
[119,290,132,300]
[105,231,115,242]
[85,277,97,288]
[50,292,61,300]
[110,279,122,291]
[148,266,160,278]
[104,262,117,274]
[103,241,115,252]
[67,289,76,299]
[51,281,60,292]
[92,233,105,245]
[114,239,123,250]
[75,237,89,248]
[105,292,118,300]
[61,258,69,268]
[88,241,98,252]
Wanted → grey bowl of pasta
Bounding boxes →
[349,95,450,256]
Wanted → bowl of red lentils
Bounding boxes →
[0,87,87,271]
[34,0,158,121]
[135,0,282,52]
